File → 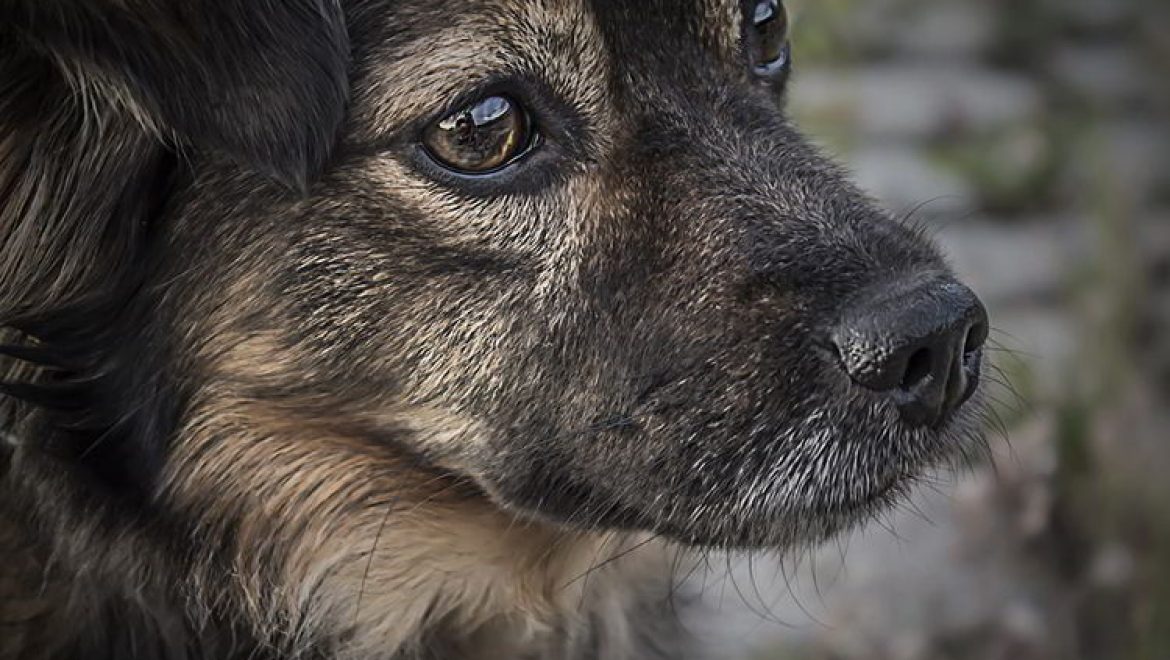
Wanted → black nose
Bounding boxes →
[831,275,988,428]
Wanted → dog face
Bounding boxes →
[136,0,986,550]
[1,0,987,558]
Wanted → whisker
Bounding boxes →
[352,498,396,629]
[560,533,661,590]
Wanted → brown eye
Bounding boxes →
[749,0,791,76]
[423,95,530,173]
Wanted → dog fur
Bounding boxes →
[0,1,984,658]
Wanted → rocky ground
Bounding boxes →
[703,1,1170,658]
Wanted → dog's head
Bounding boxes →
[1,0,986,552]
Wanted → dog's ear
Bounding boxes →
[0,0,350,317]
[1,0,350,190]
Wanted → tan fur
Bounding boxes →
[155,334,677,658]
[697,0,747,58]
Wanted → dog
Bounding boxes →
[0,1,990,658]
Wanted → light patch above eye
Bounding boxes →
[748,0,791,77]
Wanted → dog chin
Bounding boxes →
[647,406,982,550]
[458,384,983,552]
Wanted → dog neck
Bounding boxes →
[1,401,684,660]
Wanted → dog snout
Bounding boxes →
[829,275,988,428]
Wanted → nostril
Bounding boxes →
[963,322,988,360]
[900,348,933,390]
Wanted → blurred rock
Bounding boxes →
[1089,542,1135,589]
[1095,122,1170,203]
[999,600,1047,644]
[894,2,996,60]
[1062,0,1138,33]
[849,145,975,214]
[792,67,1043,141]
[1049,45,1152,110]
[935,219,1078,305]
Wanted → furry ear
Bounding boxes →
[0,0,350,317]
[0,0,350,190]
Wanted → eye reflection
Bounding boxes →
[423,95,529,174]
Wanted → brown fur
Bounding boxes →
[1,1,985,657]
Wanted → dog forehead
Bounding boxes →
[586,0,745,59]
[348,0,610,140]
[346,0,745,140]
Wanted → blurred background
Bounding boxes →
[699,0,1170,658]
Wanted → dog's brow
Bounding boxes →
[351,0,613,143]
[352,31,502,138]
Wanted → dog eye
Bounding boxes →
[748,0,791,77]
[423,96,530,173]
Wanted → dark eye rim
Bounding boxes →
[420,94,542,176]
